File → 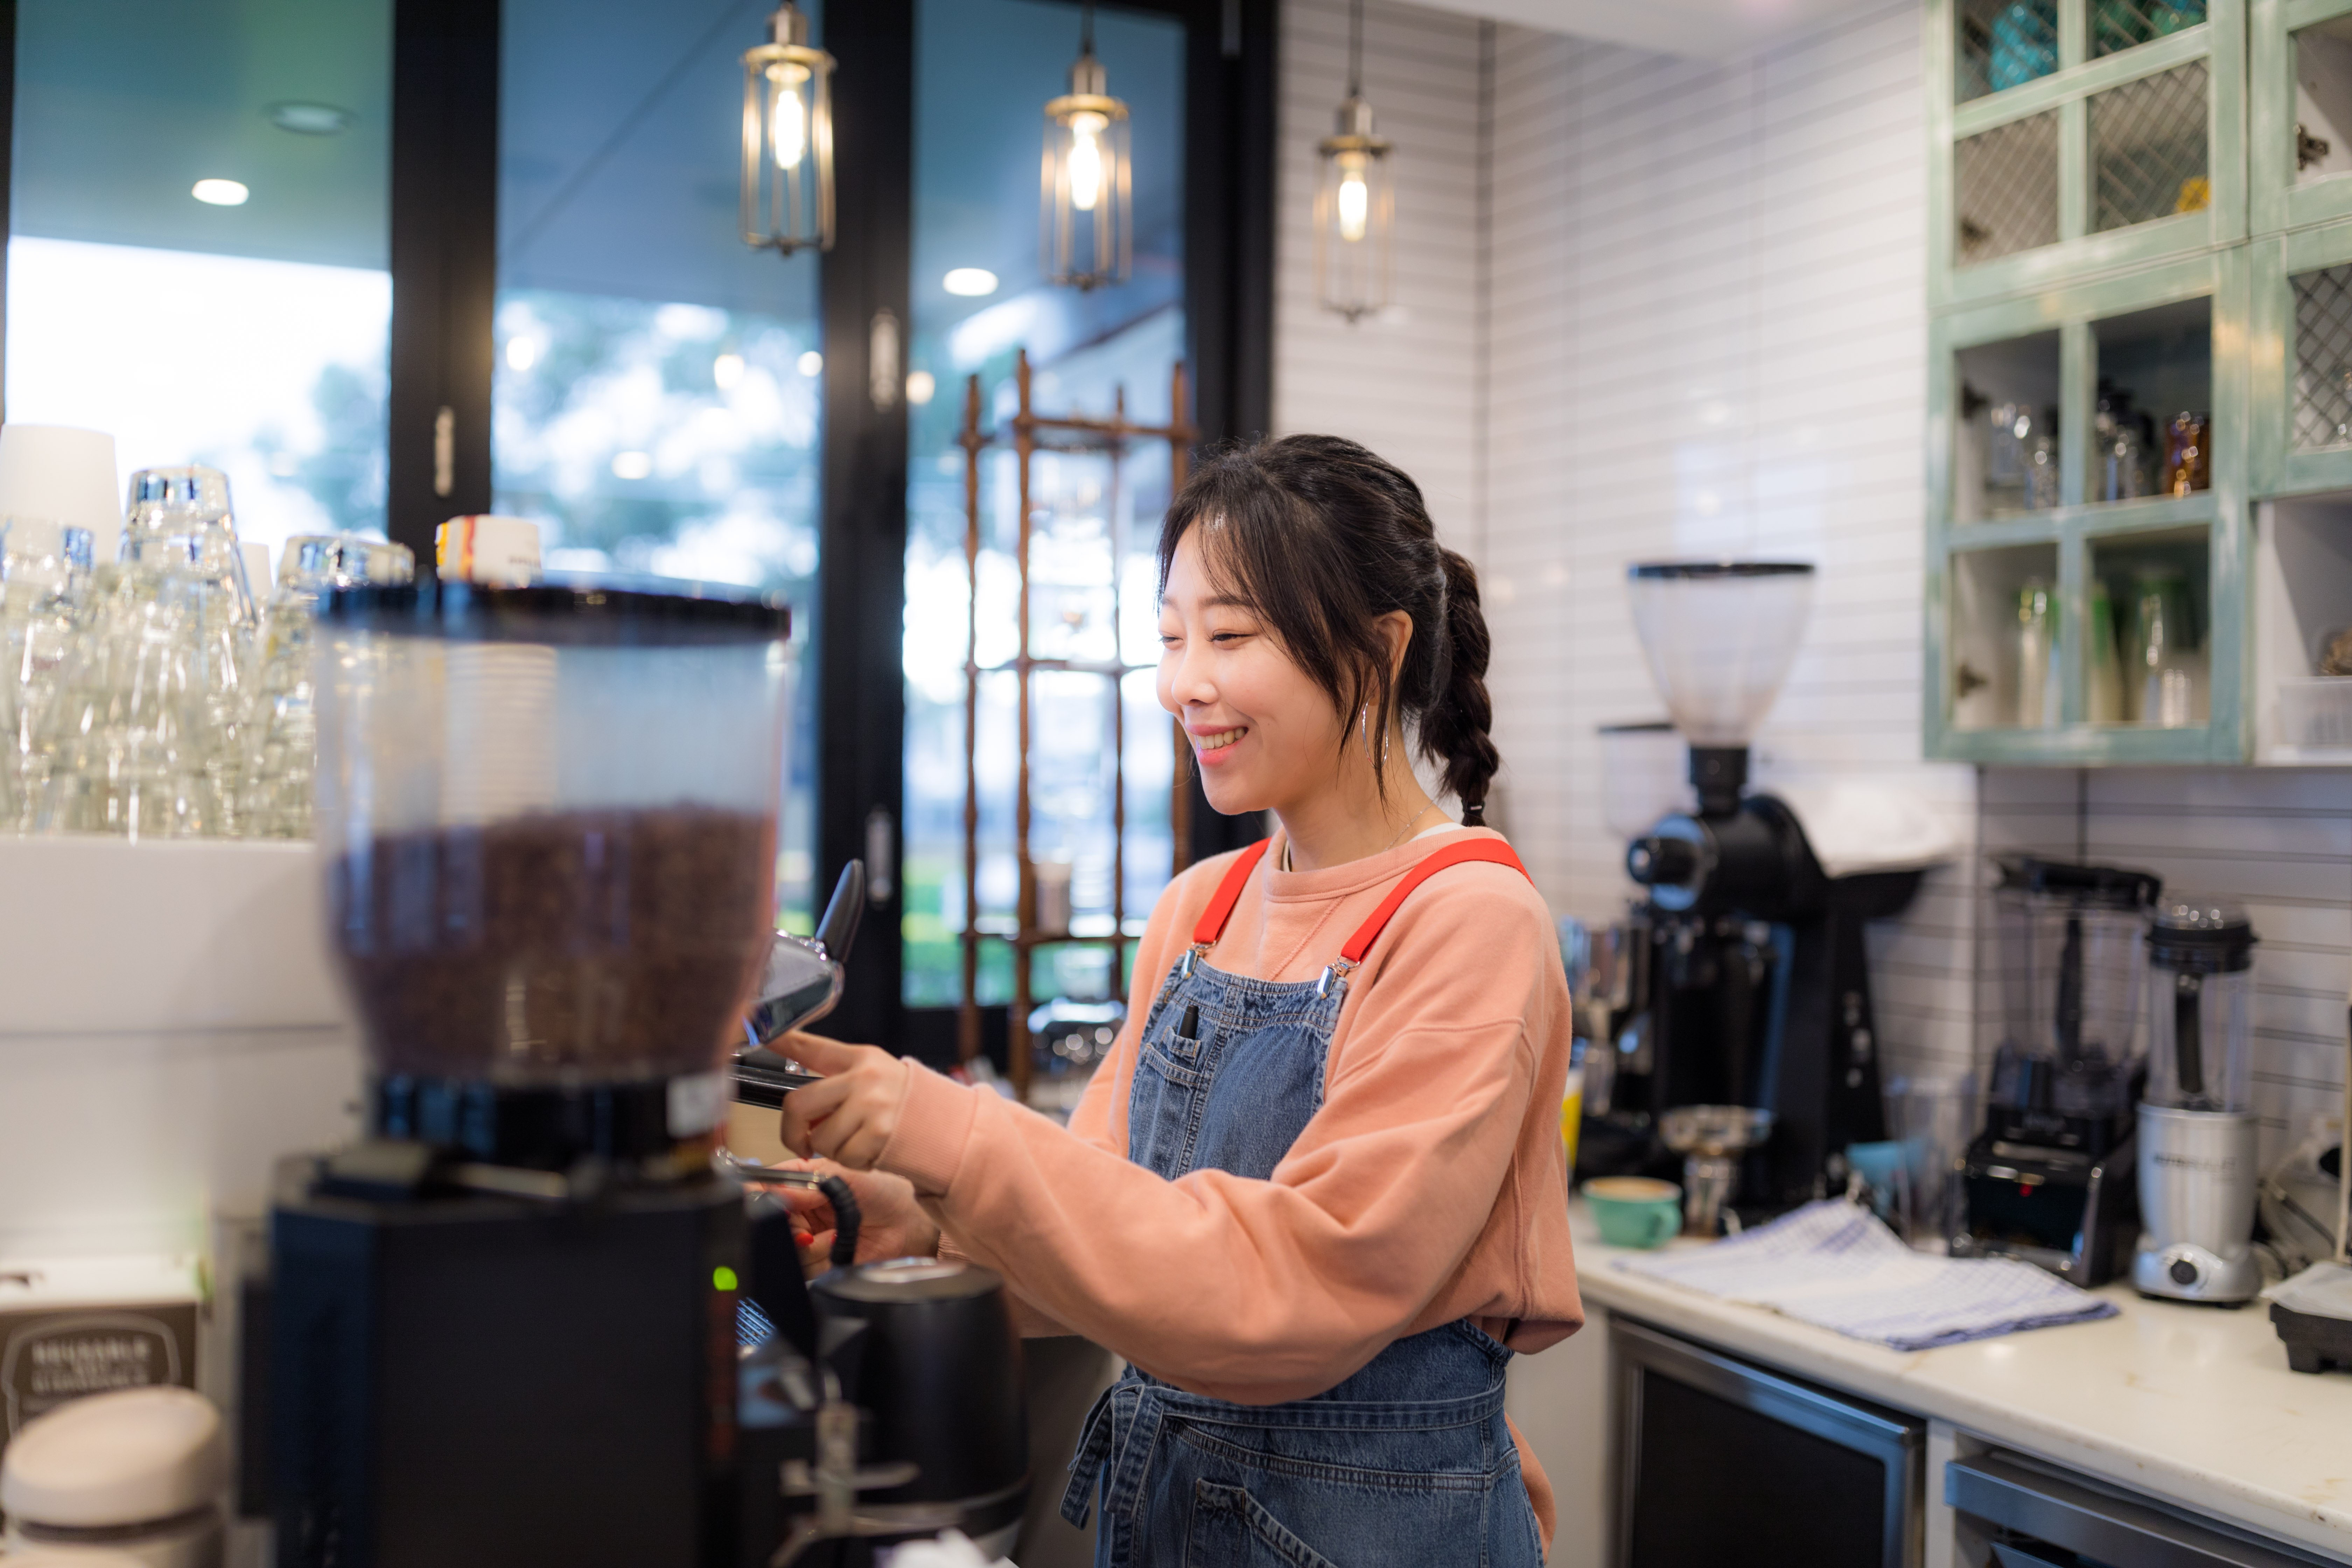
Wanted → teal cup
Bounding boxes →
[1582,1176,1683,1249]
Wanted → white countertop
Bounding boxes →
[1568,1202,2352,1562]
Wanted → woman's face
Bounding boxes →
[1156,528,1348,817]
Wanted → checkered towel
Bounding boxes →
[1613,1198,2118,1351]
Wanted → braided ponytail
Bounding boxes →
[1423,548,1500,824]
[1156,434,1505,825]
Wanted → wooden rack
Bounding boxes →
[956,349,1197,1099]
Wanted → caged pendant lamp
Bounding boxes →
[1041,1,1132,291]
[741,1,836,257]
[1314,0,1395,323]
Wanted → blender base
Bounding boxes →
[2129,1237,2262,1304]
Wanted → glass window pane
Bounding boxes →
[2089,62,2211,233]
[2294,16,2352,185]
[2090,0,2207,59]
[1956,0,2056,104]
[7,0,393,561]
[495,0,823,924]
[1954,111,2059,265]
[903,0,1186,1027]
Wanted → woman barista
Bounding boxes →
[777,434,1583,1567]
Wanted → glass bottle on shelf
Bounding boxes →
[2162,412,2211,496]
[2095,383,2150,503]
[2025,407,2060,510]
[2087,578,2126,723]
[2127,567,2205,727]
[1984,402,2058,514]
[2017,578,2064,728]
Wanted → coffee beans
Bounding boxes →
[330,806,776,1082]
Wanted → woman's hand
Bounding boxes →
[777,1031,911,1170]
[769,1158,941,1268]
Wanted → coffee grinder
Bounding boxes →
[2132,896,2263,1303]
[1953,857,2157,1285]
[1615,562,1925,1214]
[254,582,1027,1567]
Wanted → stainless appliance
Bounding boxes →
[1954,856,2156,1286]
[253,582,1027,1568]
[2132,895,2262,1303]
[1659,1105,1774,1237]
[1611,1318,1923,1568]
[1612,561,1923,1214]
[1946,1450,2343,1567]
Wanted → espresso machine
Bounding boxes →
[1612,562,1924,1214]
[1953,857,2157,1286]
[2132,896,2262,1303]
[253,582,1027,1567]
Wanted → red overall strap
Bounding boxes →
[1191,838,1275,946]
[1337,839,1532,966]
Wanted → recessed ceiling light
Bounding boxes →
[269,102,353,136]
[713,352,746,389]
[191,179,249,207]
[943,268,999,297]
[905,370,936,405]
[610,451,652,480]
[797,351,824,377]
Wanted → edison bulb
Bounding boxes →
[1068,111,1108,213]
[1336,152,1370,244]
[768,63,810,171]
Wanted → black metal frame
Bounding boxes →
[386,0,501,561]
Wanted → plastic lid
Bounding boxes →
[0,1386,227,1527]
[322,580,791,646]
[813,1256,1004,1305]
[2149,893,2255,970]
[1993,855,2161,910]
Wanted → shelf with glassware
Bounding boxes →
[955,350,1195,1106]
[2249,0,2352,234]
[1928,0,2246,312]
[1926,248,2252,761]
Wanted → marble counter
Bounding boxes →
[1548,1200,2352,1562]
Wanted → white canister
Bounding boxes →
[0,1386,226,1568]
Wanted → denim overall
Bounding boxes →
[1061,837,1548,1568]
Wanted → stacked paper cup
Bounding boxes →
[0,426,121,563]
[441,643,561,825]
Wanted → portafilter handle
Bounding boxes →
[734,860,864,1106]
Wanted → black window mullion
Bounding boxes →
[387,0,499,564]
[811,0,916,1047]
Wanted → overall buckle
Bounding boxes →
[1315,957,1359,999]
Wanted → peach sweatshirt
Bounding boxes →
[873,825,1584,1541]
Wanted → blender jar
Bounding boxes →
[2142,896,2256,1113]
[314,583,792,1094]
[1988,857,2160,1129]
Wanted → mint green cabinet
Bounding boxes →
[1927,252,2252,762]
[1929,0,2246,312]
[1919,0,2352,764]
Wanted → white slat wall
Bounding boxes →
[1273,0,1487,540]
[1275,0,2351,1148]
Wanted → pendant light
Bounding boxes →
[1315,0,1394,323]
[1041,2,1131,291]
[740,2,835,256]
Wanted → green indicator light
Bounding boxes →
[712,1266,739,1292]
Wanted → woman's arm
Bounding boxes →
[782,866,1560,1404]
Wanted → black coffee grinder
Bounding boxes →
[1609,562,1925,1215]
[253,583,1026,1568]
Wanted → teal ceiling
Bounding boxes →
[12,0,393,271]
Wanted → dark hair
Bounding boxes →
[1157,434,1500,823]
